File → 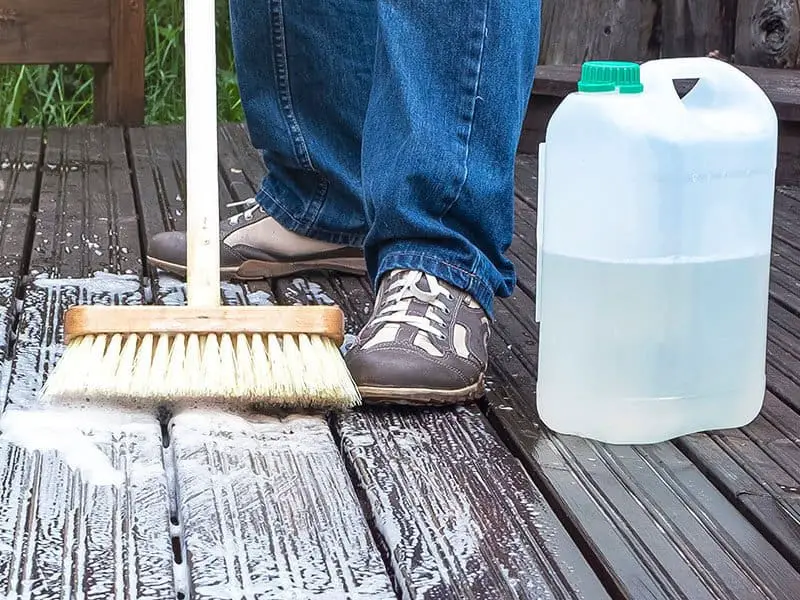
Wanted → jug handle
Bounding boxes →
[638,57,776,116]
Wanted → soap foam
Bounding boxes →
[0,408,125,487]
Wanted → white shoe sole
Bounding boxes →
[357,373,486,406]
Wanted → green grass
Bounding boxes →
[0,0,243,127]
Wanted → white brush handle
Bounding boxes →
[184,0,221,308]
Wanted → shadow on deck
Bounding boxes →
[0,123,799,599]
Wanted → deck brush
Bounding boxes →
[39,306,360,411]
[38,0,360,413]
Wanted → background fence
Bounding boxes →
[540,0,799,69]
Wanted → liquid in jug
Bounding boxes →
[534,58,778,444]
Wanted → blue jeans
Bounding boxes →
[229,0,541,317]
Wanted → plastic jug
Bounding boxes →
[534,58,778,444]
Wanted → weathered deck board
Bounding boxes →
[485,294,800,599]
[678,391,800,566]
[131,127,395,598]
[674,210,800,565]
[7,125,147,408]
[170,411,395,600]
[0,411,175,600]
[273,274,611,599]
[0,127,42,400]
[31,127,140,278]
[0,127,41,278]
[217,123,269,207]
[481,156,800,598]
[0,127,175,598]
[5,274,144,409]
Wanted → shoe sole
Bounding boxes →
[147,256,368,280]
[357,373,486,406]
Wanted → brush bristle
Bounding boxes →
[39,332,361,411]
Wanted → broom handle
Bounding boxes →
[184,0,221,308]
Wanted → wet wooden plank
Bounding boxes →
[481,155,800,598]
[154,274,392,598]
[129,124,246,235]
[153,285,392,597]
[5,274,144,409]
[0,127,41,278]
[31,126,140,278]
[132,126,394,598]
[0,410,175,599]
[0,127,43,400]
[678,393,800,567]
[127,125,187,241]
[0,126,176,597]
[273,274,611,599]
[170,411,395,599]
[485,295,800,599]
[337,406,610,600]
[217,123,268,204]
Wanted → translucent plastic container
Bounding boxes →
[534,58,779,444]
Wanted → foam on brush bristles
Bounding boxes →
[39,331,361,411]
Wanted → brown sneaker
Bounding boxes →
[345,269,491,405]
[146,198,367,279]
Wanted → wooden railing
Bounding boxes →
[0,0,146,125]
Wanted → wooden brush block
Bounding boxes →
[63,305,346,344]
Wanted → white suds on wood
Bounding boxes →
[0,409,124,486]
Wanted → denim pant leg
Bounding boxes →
[362,1,541,317]
[229,0,375,247]
[230,0,541,318]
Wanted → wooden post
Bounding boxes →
[93,0,146,125]
[660,0,738,58]
[735,0,800,68]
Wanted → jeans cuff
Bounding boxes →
[255,183,366,247]
[376,247,496,318]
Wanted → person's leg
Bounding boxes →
[345,0,541,404]
[146,0,377,279]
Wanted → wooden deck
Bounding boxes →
[1,123,800,599]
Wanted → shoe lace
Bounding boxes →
[371,271,454,340]
[226,197,262,225]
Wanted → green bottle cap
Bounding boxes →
[577,61,644,94]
